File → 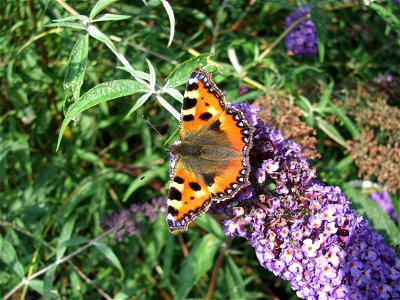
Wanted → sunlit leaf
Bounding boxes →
[316,117,348,148]
[176,234,223,298]
[64,34,89,101]
[0,237,25,278]
[94,242,125,278]
[92,13,131,22]
[225,256,245,299]
[161,0,175,47]
[57,80,148,150]
[90,0,119,20]
[164,54,208,88]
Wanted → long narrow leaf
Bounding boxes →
[164,54,208,88]
[329,103,361,139]
[126,92,152,117]
[56,80,148,150]
[176,234,223,299]
[64,34,89,101]
[47,22,87,30]
[0,237,25,278]
[316,117,348,148]
[146,59,156,91]
[164,87,183,103]
[318,80,334,108]
[89,0,119,20]
[161,0,175,47]
[56,217,76,261]
[44,265,57,300]
[53,15,89,23]
[94,242,125,278]
[92,14,131,22]
[87,25,117,52]
[226,256,246,299]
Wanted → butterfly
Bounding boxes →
[166,68,254,233]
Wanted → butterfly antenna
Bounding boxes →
[142,115,166,143]
[140,154,170,180]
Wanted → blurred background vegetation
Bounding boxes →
[1,0,399,299]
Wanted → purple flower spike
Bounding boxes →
[285,7,318,57]
[101,198,166,241]
[210,103,400,299]
[370,190,398,222]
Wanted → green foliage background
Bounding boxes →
[1,0,399,299]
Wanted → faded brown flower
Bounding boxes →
[254,92,319,160]
[334,82,400,192]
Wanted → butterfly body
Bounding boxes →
[167,68,253,233]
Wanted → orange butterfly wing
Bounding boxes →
[167,68,253,233]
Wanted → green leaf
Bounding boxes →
[64,34,89,101]
[164,87,183,103]
[296,95,313,114]
[87,25,117,52]
[44,265,57,300]
[225,256,245,300]
[291,65,323,78]
[315,117,348,148]
[228,47,242,73]
[47,22,87,31]
[176,234,223,299]
[317,40,325,63]
[117,67,151,81]
[195,214,226,241]
[76,149,105,168]
[296,95,315,127]
[162,232,175,286]
[94,242,125,278]
[122,166,165,202]
[57,236,89,249]
[343,183,400,247]
[125,92,152,117]
[90,0,119,20]
[0,236,25,278]
[370,3,400,30]
[56,80,148,150]
[28,280,45,296]
[161,0,175,47]
[390,193,400,229]
[53,15,89,23]
[328,103,361,139]
[146,59,156,91]
[318,80,333,108]
[310,9,326,62]
[92,13,131,22]
[56,217,76,261]
[164,54,209,88]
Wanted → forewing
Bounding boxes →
[179,68,226,139]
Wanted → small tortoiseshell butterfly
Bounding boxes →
[167,68,254,233]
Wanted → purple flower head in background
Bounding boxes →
[375,74,394,84]
[370,190,398,223]
[210,103,400,299]
[101,198,166,241]
[285,7,318,57]
[238,83,249,96]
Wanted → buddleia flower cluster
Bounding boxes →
[210,102,400,299]
[370,191,398,223]
[284,7,318,57]
[101,198,165,241]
